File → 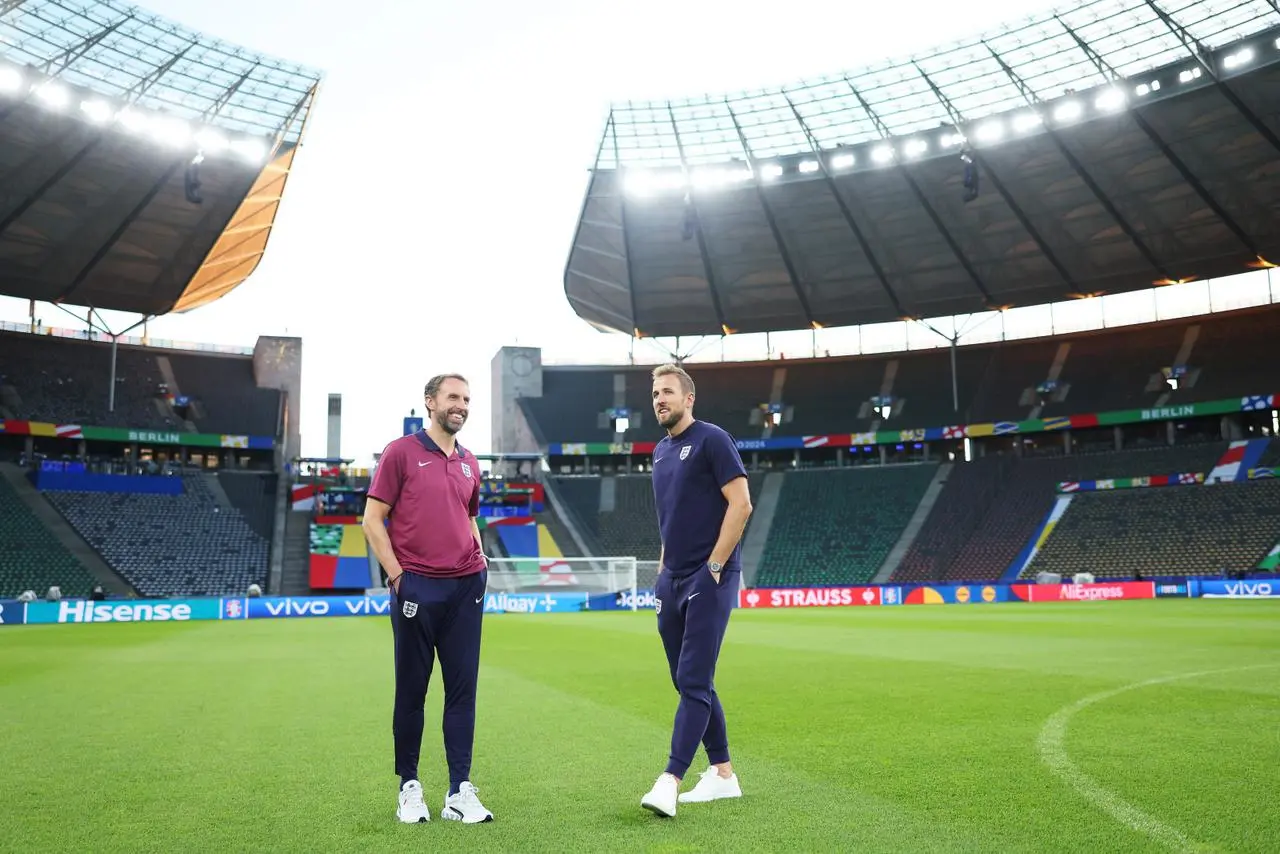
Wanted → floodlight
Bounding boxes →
[830,152,855,169]
[80,99,113,124]
[1053,101,1083,122]
[34,83,70,109]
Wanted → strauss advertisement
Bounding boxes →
[738,587,882,608]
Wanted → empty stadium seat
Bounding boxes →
[1026,479,1280,579]
[0,330,280,436]
[551,472,766,562]
[757,465,938,587]
[0,331,171,428]
[944,443,1230,582]
[44,474,268,597]
[0,476,97,598]
[893,455,1014,583]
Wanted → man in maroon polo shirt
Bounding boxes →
[363,373,494,826]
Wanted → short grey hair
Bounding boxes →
[425,373,468,400]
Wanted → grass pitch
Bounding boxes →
[2,599,1278,852]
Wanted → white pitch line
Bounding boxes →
[1036,663,1279,852]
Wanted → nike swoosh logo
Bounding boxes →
[475,596,483,604]
[687,592,701,601]
[418,461,432,467]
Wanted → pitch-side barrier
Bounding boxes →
[0,578,1274,627]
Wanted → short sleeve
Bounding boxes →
[366,441,404,508]
[705,428,747,489]
[468,467,480,517]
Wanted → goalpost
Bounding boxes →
[483,556,655,610]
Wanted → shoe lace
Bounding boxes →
[453,782,483,808]
[402,784,425,807]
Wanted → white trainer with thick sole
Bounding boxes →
[441,781,494,824]
[397,780,430,823]
[678,767,743,803]
[640,773,679,817]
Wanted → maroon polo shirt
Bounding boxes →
[366,431,485,579]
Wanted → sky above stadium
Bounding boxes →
[0,0,1058,464]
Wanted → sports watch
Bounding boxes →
[708,561,723,574]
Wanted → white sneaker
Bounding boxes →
[678,767,743,803]
[397,780,430,823]
[640,773,679,817]
[441,781,494,823]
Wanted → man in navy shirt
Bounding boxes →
[641,363,753,818]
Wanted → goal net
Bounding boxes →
[484,556,644,610]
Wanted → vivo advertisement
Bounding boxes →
[1193,579,1280,598]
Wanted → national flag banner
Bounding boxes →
[964,423,995,438]
[851,433,876,445]
[220,435,249,449]
[802,435,830,448]
[899,429,925,442]
[1059,481,1080,493]
[1069,413,1101,428]
[1096,479,1115,490]
[993,422,1020,435]
[1043,417,1071,431]
[1241,395,1270,411]
[1178,473,1200,484]
[1248,468,1275,480]
[55,424,83,439]
[942,425,965,439]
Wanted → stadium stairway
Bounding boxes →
[0,463,134,597]
[279,510,312,596]
[542,476,603,557]
[738,472,783,587]
[873,463,951,583]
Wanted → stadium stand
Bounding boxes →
[1179,310,1279,402]
[551,472,766,561]
[941,443,1230,582]
[0,331,282,437]
[520,307,1279,444]
[1038,323,1189,417]
[44,475,269,597]
[893,455,1015,583]
[756,465,938,587]
[0,331,174,429]
[166,353,282,436]
[0,474,97,598]
[597,477,662,562]
[217,472,278,541]
[519,369,615,445]
[1026,479,1280,580]
[550,477,604,551]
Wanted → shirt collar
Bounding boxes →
[415,431,466,458]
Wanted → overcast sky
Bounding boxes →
[1,0,1058,464]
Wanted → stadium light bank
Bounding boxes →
[621,39,1272,199]
[0,63,269,165]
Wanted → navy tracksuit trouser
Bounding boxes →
[655,565,740,778]
[389,568,487,788]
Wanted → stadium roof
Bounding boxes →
[0,0,323,316]
[565,0,1280,338]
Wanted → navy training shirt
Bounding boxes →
[652,420,749,578]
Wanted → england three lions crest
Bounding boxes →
[402,601,418,618]
[461,462,473,479]
[679,445,692,461]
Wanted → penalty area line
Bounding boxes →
[1036,663,1280,853]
